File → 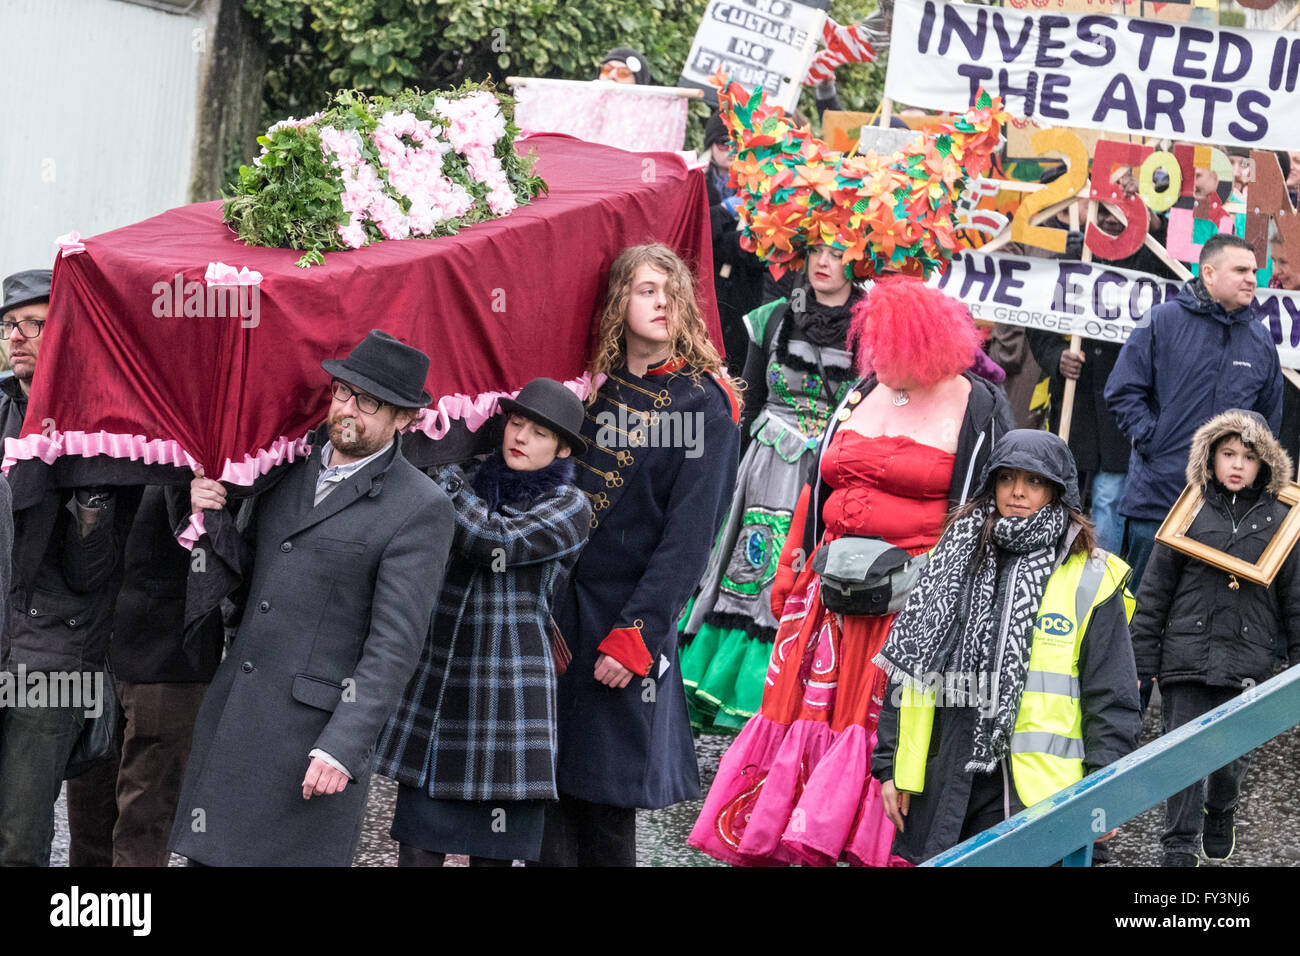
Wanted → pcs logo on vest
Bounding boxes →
[1037,613,1074,637]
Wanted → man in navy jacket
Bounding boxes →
[1105,234,1283,589]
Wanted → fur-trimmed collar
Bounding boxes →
[1187,409,1291,497]
[470,449,575,512]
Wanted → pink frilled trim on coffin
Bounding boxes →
[405,371,595,442]
[3,372,595,550]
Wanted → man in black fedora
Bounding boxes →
[170,329,455,866]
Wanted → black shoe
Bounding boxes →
[1162,850,1200,867]
[1203,806,1236,860]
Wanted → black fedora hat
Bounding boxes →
[498,377,587,453]
[1,269,53,318]
[320,329,433,409]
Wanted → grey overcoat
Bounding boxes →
[170,432,454,866]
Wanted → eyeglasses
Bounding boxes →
[600,63,634,81]
[330,379,386,415]
[0,319,45,340]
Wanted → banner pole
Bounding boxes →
[878,97,894,128]
[1058,199,1096,444]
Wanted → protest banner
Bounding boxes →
[885,0,1300,150]
[679,0,828,112]
[1005,117,1135,161]
[983,124,1298,272]
[821,109,935,146]
[933,249,1300,369]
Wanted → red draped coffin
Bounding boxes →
[6,134,718,505]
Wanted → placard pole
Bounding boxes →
[1058,199,1095,444]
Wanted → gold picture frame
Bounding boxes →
[1154,482,1300,587]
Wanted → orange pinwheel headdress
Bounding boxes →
[715,79,1008,281]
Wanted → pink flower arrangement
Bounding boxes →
[371,111,474,235]
[318,125,407,247]
[314,92,517,250]
[226,83,544,266]
[435,92,516,215]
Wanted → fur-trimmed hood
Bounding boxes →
[1187,409,1292,496]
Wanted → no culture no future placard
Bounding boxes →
[886,0,1300,150]
[680,0,824,110]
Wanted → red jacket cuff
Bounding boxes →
[598,624,654,677]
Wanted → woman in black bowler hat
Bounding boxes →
[375,378,593,866]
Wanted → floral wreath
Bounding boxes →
[225,83,545,267]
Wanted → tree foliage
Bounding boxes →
[244,0,887,146]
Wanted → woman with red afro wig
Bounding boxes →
[690,278,1015,867]
[851,277,985,388]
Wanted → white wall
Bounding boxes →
[0,0,203,277]
[1239,0,1300,30]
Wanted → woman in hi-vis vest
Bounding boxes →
[872,430,1141,864]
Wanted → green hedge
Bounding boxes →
[244,0,887,149]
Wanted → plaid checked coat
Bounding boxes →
[374,453,591,800]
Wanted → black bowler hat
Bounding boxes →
[320,330,433,409]
[704,112,728,151]
[498,377,587,453]
[1,270,53,318]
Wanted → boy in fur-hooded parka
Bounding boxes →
[1131,409,1300,864]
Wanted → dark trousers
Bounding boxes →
[1122,517,1163,592]
[959,762,1025,844]
[1123,517,1164,712]
[65,705,124,867]
[0,696,86,866]
[534,794,636,867]
[66,681,207,867]
[396,844,512,867]
[1161,682,1251,854]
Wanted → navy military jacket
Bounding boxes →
[552,359,740,809]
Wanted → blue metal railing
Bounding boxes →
[924,662,1300,866]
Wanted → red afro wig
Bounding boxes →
[850,277,983,388]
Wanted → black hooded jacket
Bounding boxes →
[1132,410,1300,688]
[872,429,1140,863]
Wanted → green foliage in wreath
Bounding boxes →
[223,81,546,268]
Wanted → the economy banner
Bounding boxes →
[933,250,1300,368]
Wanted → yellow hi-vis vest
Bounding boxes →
[894,549,1134,808]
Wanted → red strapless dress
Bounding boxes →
[690,432,954,866]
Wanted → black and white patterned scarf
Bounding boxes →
[874,500,1068,772]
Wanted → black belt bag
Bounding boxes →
[812,536,928,616]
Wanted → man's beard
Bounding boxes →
[329,416,389,459]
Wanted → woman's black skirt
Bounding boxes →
[390,784,547,862]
